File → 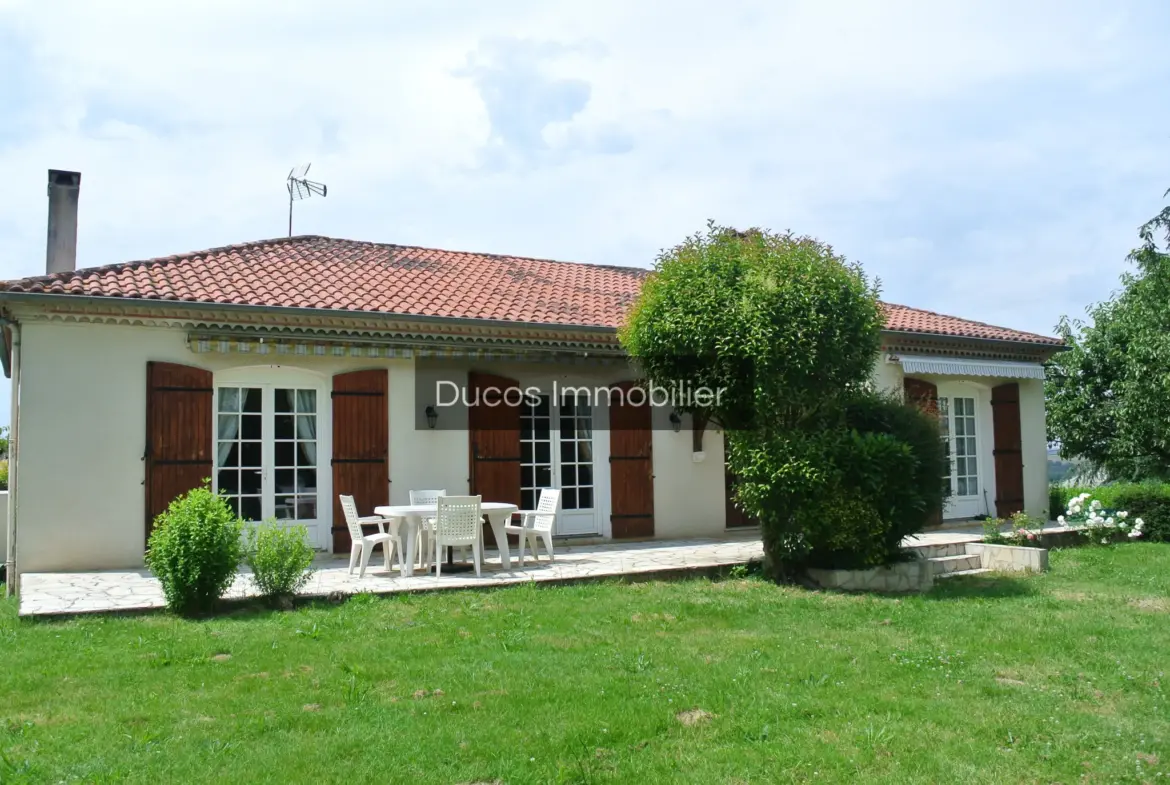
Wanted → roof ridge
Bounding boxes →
[10,235,653,286]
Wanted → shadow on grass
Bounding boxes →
[922,573,1036,601]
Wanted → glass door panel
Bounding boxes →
[938,393,981,518]
[274,388,318,522]
[217,386,263,521]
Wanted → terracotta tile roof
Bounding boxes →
[0,235,1061,345]
[881,302,1061,346]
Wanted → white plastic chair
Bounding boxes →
[410,489,446,568]
[433,495,484,577]
[340,495,400,578]
[504,488,560,566]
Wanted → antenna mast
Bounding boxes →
[286,163,328,236]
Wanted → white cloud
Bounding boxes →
[0,0,1166,348]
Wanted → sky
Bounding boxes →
[0,0,1168,427]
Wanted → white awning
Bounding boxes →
[897,355,1045,379]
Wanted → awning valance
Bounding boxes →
[897,355,1045,379]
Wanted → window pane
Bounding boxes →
[298,441,316,467]
[535,466,552,486]
[275,415,294,440]
[242,388,261,413]
[241,470,262,495]
[579,465,593,485]
[218,414,239,442]
[535,396,550,416]
[274,496,295,520]
[275,469,295,493]
[295,497,317,519]
[577,442,592,462]
[956,478,968,497]
[297,468,316,492]
[275,389,294,413]
[563,465,577,486]
[954,418,965,437]
[521,419,533,439]
[535,418,550,439]
[560,396,575,415]
[296,390,316,414]
[521,489,535,510]
[560,441,574,462]
[240,496,262,521]
[562,488,578,509]
[521,466,534,488]
[219,442,239,467]
[955,440,966,457]
[241,414,262,440]
[218,470,239,494]
[521,442,533,463]
[219,388,240,413]
[577,487,593,509]
[241,442,261,467]
[535,442,550,464]
[275,441,295,467]
[560,416,574,435]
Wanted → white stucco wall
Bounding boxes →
[651,410,728,538]
[1018,378,1049,520]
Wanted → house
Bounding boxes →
[0,171,1063,582]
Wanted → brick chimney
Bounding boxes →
[46,169,81,275]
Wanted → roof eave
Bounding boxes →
[0,291,622,336]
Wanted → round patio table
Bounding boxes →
[374,502,519,577]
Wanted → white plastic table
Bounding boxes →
[374,502,520,577]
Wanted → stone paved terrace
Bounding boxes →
[15,530,990,618]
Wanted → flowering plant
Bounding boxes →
[982,511,1043,546]
[1058,491,1144,545]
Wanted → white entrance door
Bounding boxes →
[938,393,982,519]
[520,391,599,536]
[213,377,329,548]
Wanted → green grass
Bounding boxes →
[1,546,1168,783]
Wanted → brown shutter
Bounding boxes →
[991,382,1025,518]
[331,370,389,552]
[903,377,938,415]
[609,381,654,538]
[904,376,943,527]
[145,361,213,546]
[468,372,522,547]
[725,465,758,528]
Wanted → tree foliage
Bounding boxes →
[1047,193,1170,480]
[621,223,947,577]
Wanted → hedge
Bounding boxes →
[1050,483,1170,543]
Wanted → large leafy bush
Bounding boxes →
[145,485,243,615]
[621,222,941,578]
[245,520,316,601]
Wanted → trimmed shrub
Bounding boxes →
[146,485,244,615]
[1053,483,1170,543]
[732,393,949,572]
[245,520,315,601]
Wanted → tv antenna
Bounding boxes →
[286,163,327,237]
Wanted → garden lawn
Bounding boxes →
[2,546,1169,784]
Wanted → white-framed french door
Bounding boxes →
[211,368,331,549]
[937,383,985,519]
[519,390,602,536]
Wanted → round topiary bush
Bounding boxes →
[146,485,244,615]
[245,520,316,602]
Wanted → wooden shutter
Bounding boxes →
[904,376,943,527]
[145,361,213,546]
[991,382,1025,518]
[725,465,758,529]
[609,381,654,538]
[468,372,522,548]
[331,370,389,552]
[903,377,939,415]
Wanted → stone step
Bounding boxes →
[937,567,993,579]
[904,541,973,559]
[927,554,982,575]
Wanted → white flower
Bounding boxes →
[1057,515,1066,524]
[1091,500,1103,511]
[1118,511,1128,520]
[1130,530,1143,539]
[1106,517,1115,527]
[1101,537,1109,544]
[1135,518,1145,528]
[1119,521,1129,530]
[1071,505,1082,514]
